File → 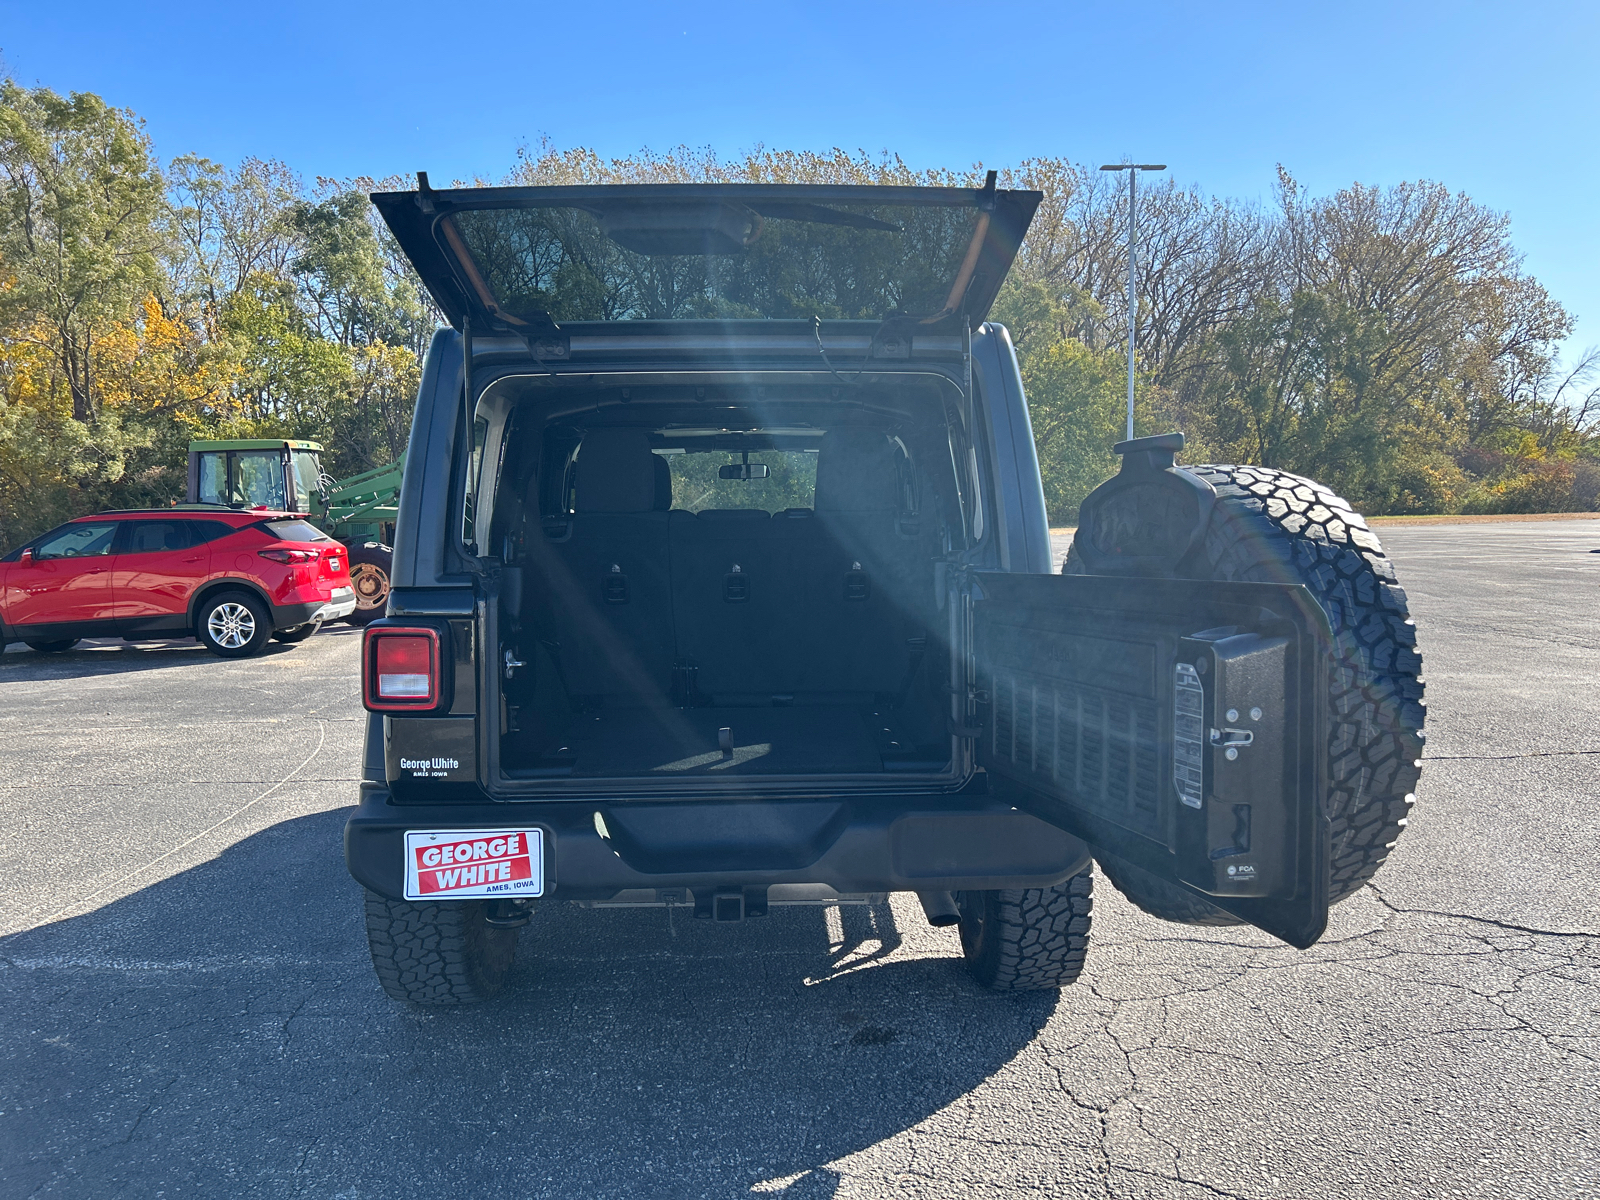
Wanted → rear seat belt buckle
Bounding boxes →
[844,562,870,601]
[603,563,629,604]
[723,564,749,603]
[672,662,702,708]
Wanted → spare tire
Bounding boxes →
[1067,463,1425,922]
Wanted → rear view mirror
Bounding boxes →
[718,463,770,480]
[18,547,33,563]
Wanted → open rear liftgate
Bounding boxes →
[969,572,1332,948]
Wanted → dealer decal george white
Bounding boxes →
[403,829,544,900]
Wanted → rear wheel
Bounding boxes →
[271,621,321,644]
[1069,463,1426,924]
[24,638,80,653]
[363,892,519,1005]
[345,544,392,626]
[956,866,1093,991]
[196,590,272,658]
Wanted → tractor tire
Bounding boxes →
[1067,464,1426,925]
[196,590,273,658]
[363,891,519,1006]
[271,620,321,644]
[955,866,1094,991]
[345,544,392,627]
[24,639,81,653]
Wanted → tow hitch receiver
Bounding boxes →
[484,899,535,928]
[695,886,769,921]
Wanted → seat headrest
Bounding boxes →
[695,509,770,522]
[814,430,901,512]
[131,523,184,552]
[653,453,672,511]
[576,430,658,513]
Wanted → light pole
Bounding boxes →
[1099,162,1166,441]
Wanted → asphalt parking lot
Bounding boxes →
[2,520,1597,1199]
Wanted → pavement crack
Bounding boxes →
[119,1075,177,1145]
[280,992,313,1054]
[289,1134,324,1197]
[1423,748,1600,761]
[1113,1163,1256,1200]
[1364,882,1599,939]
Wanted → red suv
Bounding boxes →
[0,508,356,658]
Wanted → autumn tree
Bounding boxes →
[0,83,166,423]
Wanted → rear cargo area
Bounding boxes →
[509,704,943,779]
[490,396,965,787]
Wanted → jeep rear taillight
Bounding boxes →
[364,628,441,711]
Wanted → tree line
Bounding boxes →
[2,83,1596,551]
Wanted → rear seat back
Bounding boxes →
[531,426,939,709]
[525,429,674,705]
[800,429,932,696]
[668,508,786,701]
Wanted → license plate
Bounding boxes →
[404,829,545,900]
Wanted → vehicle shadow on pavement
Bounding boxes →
[0,628,360,678]
[0,809,1055,1200]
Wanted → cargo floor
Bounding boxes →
[509,706,939,777]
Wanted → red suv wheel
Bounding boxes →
[196,590,272,658]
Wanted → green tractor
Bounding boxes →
[186,439,400,625]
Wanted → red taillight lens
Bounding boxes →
[259,548,317,564]
[363,628,441,711]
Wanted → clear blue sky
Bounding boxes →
[3,0,1597,353]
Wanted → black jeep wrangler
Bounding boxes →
[344,177,1425,1003]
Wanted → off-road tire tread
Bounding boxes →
[1069,464,1425,924]
[958,868,1093,991]
[363,891,518,1005]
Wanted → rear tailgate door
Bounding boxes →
[970,571,1332,948]
[369,181,1042,335]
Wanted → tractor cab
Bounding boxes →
[188,439,326,514]
[188,438,403,626]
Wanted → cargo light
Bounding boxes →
[363,628,442,712]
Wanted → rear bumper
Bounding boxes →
[274,587,356,629]
[344,783,1091,902]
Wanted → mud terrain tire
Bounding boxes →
[363,892,519,1005]
[956,866,1093,990]
[1069,464,1426,925]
